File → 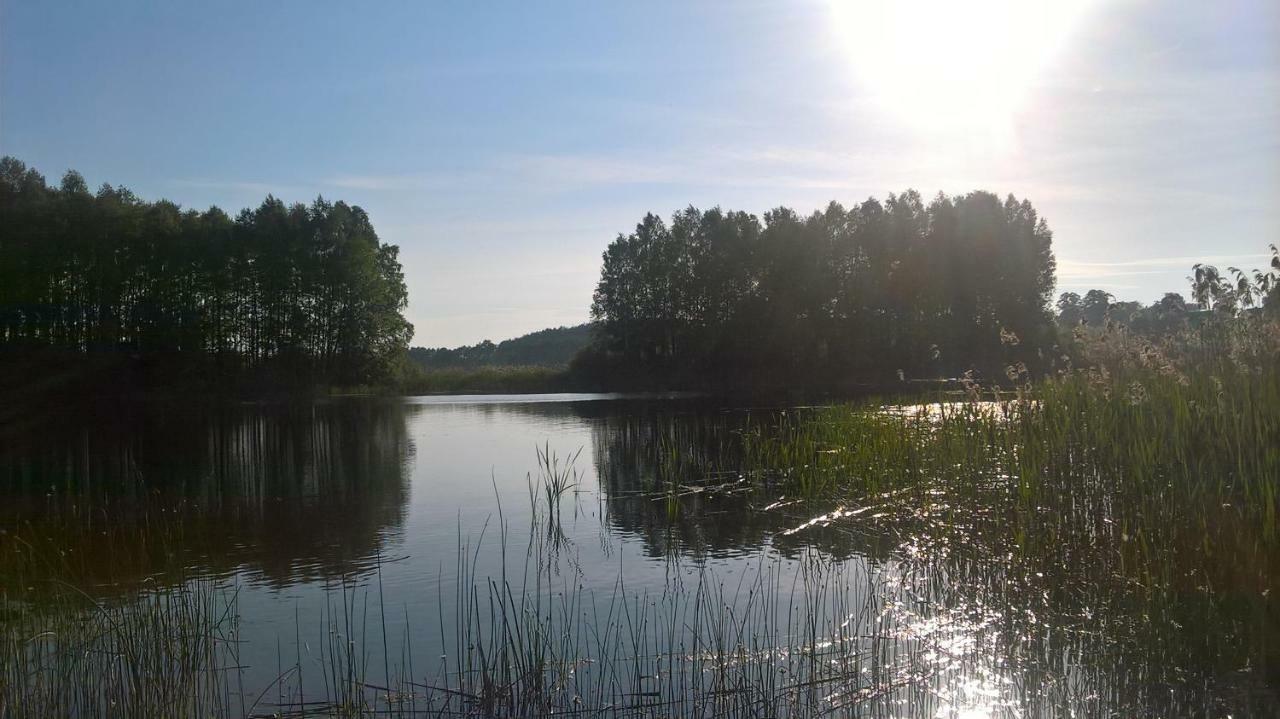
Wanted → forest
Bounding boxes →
[0,158,412,390]
[409,323,592,369]
[1057,262,1280,336]
[6,155,1273,397]
[581,191,1057,389]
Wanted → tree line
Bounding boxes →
[581,190,1057,388]
[1057,246,1280,336]
[0,158,412,387]
[409,323,592,370]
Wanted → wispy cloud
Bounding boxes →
[324,174,457,191]
[170,178,307,196]
[1057,253,1274,295]
[170,173,470,199]
[501,154,687,187]
[1059,254,1273,274]
[495,148,902,196]
[1056,281,1144,291]
[1079,254,1273,268]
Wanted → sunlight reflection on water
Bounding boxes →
[2,392,1270,716]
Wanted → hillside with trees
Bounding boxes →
[409,324,592,369]
[0,157,412,392]
[579,190,1057,390]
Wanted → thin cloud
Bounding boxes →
[173,173,461,197]
[170,178,307,196]
[1057,281,1143,291]
[1060,254,1273,271]
[1056,253,1275,296]
[324,174,456,191]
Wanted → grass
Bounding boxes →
[742,359,1279,550]
[528,443,581,522]
[728,339,1280,713]
[1,576,239,718]
[396,365,573,395]
[3,320,1278,716]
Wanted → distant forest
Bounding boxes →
[409,324,592,369]
[580,191,1056,388]
[0,158,412,389]
[578,194,1279,391]
[5,155,1273,396]
[1056,260,1279,335]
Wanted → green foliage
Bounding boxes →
[0,157,412,388]
[1059,247,1279,337]
[6,331,1278,714]
[1,523,240,719]
[587,191,1058,389]
[396,363,571,394]
[408,323,594,369]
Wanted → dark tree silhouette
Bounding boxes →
[1058,247,1279,339]
[409,324,593,369]
[0,157,412,387]
[583,191,1058,388]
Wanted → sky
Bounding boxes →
[2,0,1277,348]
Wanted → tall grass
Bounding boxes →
[1,579,239,718]
[742,362,1279,548]
[528,443,581,520]
[255,351,1280,715]
[397,365,570,395]
[3,335,1276,716]
[734,357,1279,714]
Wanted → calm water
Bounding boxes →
[1,394,1272,716]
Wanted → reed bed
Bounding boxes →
[1,579,239,718]
[398,365,569,395]
[3,354,1277,716]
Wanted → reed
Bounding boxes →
[3,344,1276,716]
[397,365,569,395]
[1,578,239,718]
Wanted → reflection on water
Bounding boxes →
[0,399,414,588]
[1,393,1274,716]
[588,404,891,561]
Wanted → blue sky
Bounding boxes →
[3,0,1276,347]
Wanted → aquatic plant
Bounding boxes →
[1,579,239,718]
[4,352,1277,716]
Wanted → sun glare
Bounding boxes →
[828,0,1097,136]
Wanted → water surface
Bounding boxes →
[1,393,1271,716]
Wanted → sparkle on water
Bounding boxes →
[2,387,1274,716]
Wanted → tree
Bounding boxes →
[1057,292,1084,326]
[1258,245,1280,314]
[587,191,1059,388]
[1080,289,1113,327]
[0,157,413,387]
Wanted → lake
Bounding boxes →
[1,393,1273,717]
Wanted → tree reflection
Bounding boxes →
[579,400,1278,714]
[0,398,415,591]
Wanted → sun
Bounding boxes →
[827,0,1097,136]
